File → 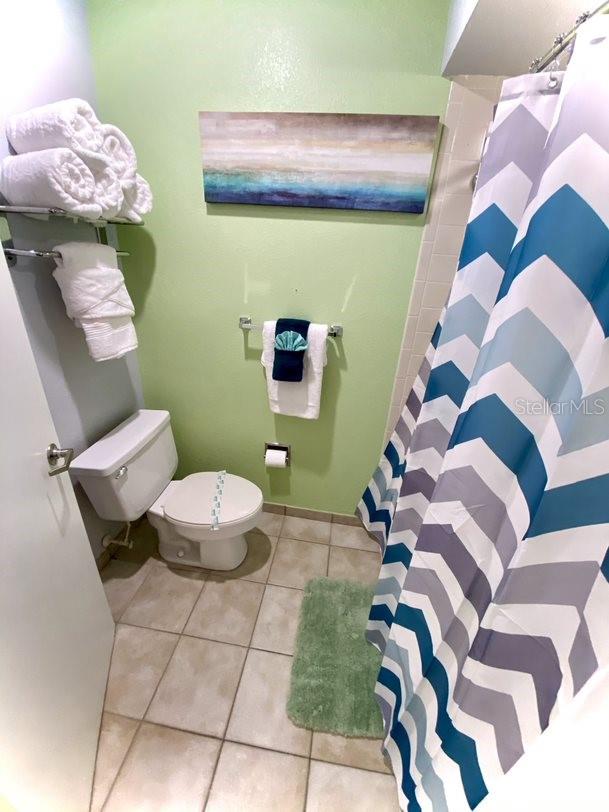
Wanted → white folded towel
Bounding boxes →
[261,321,328,419]
[0,149,102,219]
[119,173,153,222]
[52,242,138,362]
[6,98,104,156]
[101,124,137,181]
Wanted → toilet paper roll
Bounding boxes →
[265,448,288,468]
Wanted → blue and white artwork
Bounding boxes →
[199,111,439,213]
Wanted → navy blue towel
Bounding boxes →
[272,318,310,382]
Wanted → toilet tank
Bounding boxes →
[70,410,178,521]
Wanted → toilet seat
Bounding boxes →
[163,472,263,529]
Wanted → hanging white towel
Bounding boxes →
[52,242,138,362]
[0,149,102,219]
[5,98,104,156]
[101,124,137,181]
[261,321,328,419]
[119,173,153,222]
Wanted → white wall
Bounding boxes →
[0,0,143,559]
[442,0,480,73]
[442,0,591,76]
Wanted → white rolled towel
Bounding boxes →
[52,242,137,362]
[0,149,102,219]
[5,98,104,156]
[101,124,137,181]
[119,173,153,222]
[79,150,124,219]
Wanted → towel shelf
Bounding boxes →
[4,247,130,261]
[0,204,144,227]
[239,315,343,338]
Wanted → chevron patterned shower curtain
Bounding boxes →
[358,16,609,812]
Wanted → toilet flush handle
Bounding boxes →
[114,465,128,479]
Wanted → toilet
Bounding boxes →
[70,409,262,569]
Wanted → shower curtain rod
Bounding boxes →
[530,1,609,72]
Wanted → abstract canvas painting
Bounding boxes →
[199,111,439,213]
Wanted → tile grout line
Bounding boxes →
[115,559,156,624]
[201,536,284,811]
[97,712,389,778]
[89,623,118,812]
[101,627,181,810]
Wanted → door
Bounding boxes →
[0,251,114,812]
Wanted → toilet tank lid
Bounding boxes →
[70,409,171,477]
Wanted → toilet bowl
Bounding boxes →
[70,409,263,571]
[147,472,262,569]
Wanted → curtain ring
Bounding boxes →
[548,56,560,89]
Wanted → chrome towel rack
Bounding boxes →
[0,204,144,227]
[1,203,137,264]
[4,247,129,261]
[239,315,343,338]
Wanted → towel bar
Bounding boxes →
[0,204,144,227]
[239,315,343,338]
[4,247,129,261]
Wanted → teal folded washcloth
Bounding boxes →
[274,330,308,352]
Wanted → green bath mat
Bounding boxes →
[287,577,384,738]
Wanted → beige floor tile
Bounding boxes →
[206,741,308,812]
[269,539,328,589]
[328,547,380,585]
[101,559,151,621]
[252,510,284,537]
[251,585,303,655]
[311,732,389,774]
[104,722,220,812]
[104,625,178,719]
[213,532,277,583]
[91,713,139,812]
[282,516,332,544]
[120,564,205,632]
[306,760,398,812]
[226,649,311,756]
[330,523,379,553]
[184,578,264,645]
[146,636,246,737]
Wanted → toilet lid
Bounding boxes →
[163,472,263,527]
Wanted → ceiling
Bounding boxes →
[443,0,595,76]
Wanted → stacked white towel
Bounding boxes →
[52,242,138,362]
[261,321,329,419]
[0,148,102,219]
[5,98,104,156]
[119,174,153,223]
[101,124,137,181]
[2,99,152,222]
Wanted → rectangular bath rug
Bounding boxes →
[287,577,384,737]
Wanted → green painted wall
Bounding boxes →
[87,0,449,514]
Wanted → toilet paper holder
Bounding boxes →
[265,442,291,467]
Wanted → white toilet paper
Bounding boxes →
[265,448,288,468]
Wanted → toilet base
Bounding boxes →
[155,527,248,571]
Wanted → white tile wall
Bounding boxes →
[384,75,504,443]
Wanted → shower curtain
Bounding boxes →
[358,16,609,812]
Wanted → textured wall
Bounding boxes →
[0,0,143,559]
[87,0,450,514]
[383,75,503,442]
